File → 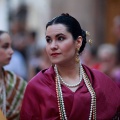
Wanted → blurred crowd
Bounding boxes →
[2,4,120,88]
[81,16,120,88]
[4,4,51,81]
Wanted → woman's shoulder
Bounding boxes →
[4,69,27,84]
[27,66,55,88]
[83,64,114,81]
[83,64,120,90]
[3,69,27,96]
[83,64,120,96]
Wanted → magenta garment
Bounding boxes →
[20,65,120,120]
[112,70,120,88]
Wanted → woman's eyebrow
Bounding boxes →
[46,36,51,38]
[56,33,64,37]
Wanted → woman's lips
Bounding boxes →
[51,53,61,57]
[8,57,12,61]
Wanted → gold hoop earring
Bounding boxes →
[75,48,80,63]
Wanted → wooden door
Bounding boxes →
[106,0,120,44]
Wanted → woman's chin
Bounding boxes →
[3,61,10,66]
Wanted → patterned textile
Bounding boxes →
[0,69,27,120]
[0,109,6,120]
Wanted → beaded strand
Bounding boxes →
[81,65,96,120]
[54,64,96,120]
[54,65,67,120]
[59,65,82,88]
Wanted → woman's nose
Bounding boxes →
[9,48,14,55]
[50,41,58,50]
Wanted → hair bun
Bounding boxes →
[61,13,70,16]
[81,29,86,39]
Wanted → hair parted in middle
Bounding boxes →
[46,13,87,54]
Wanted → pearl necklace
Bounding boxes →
[59,65,82,87]
[0,70,6,116]
[54,64,96,120]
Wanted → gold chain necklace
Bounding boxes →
[54,64,96,120]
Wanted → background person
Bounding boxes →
[0,31,27,120]
[97,43,120,88]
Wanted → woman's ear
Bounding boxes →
[76,36,82,48]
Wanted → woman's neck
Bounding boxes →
[56,62,80,79]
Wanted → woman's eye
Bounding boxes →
[46,38,52,43]
[58,36,64,41]
[2,45,9,49]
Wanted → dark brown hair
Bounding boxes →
[46,13,86,53]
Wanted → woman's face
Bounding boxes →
[45,24,82,65]
[0,33,13,67]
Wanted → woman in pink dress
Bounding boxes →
[20,13,120,120]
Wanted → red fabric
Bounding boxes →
[20,65,120,120]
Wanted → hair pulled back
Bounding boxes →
[0,31,8,36]
[0,31,9,41]
[46,13,87,53]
